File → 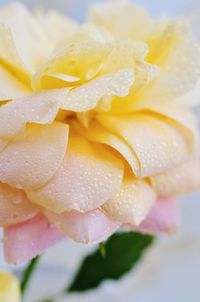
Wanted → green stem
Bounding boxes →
[20,255,41,297]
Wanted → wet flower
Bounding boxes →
[0,0,200,264]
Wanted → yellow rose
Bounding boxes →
[0,1,200,264]
[0,272,20,302]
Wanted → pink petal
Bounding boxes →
[0,182,38,227]
[4,214,64,264]
[151,159,200,196]
[45,209,120,244]
[127,197,180,235]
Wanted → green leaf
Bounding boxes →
[67,231,154,292]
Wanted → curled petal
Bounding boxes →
[103,179,156,225]
[128,198,180,235]
[0,122,69,190]
[4,214,64,264]
[132,102,199,150]
[73,120,139,173]
[32,26,112,90]
[151,159,200,196]
[45,209,120,244]
[0,182,38,227]
[27,135,123,213]
[143,19,200,102]
[0,89,68,142]
[98,113,191,177]
[60,68,134,112]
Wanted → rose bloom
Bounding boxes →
[0,271,20,302]
[0,0,200,264]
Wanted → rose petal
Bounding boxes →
[0,65,31,101]
[144,19,200,102]
[103,179,156,225]
[175,79,200,106]
[128,197,180,235]
[98,113,191,177]
[151,159,200,196]
[32,27,112,90]
[73,120,139,173]
[0,122,69,190]
[0,182,38,227]
[27,135,123,213]
[0,89,68,142]
[36,10,78,47]
[0,2,52,74]
[4,214,64,264]
[88,0,153,40]
[45,209,120,244]
[60,68,134,112]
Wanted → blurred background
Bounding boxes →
[0,0,200,301]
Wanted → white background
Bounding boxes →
[0,1,200,301]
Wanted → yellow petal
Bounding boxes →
[98,39,159,112]
[0,3,52,75]
[102,179,156,225]
[97,113,192,177]
[142,19,200,102]
[132,102,199,152]
[0,65,31,101]
[0,122,69,190]
[27,135,123,213]
[0,272,20,302]
[0,89,68,142]
[151,159,200,196]
[36,10,78,47]
[61,68,134,112]
[72,120,139,173]
[88,0,153,40]
[32,27,112,90]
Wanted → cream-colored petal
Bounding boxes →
[142,19,200,102]
[36,10,78,47]
[45,209,119,244]
[73,120,139,173]
[0,88,68,142]
[98,113,192,177]
[0,3,52,74]
[32,27,112,90]
[151,159,200,196]
[0,182,38,227]
[27,135,123,213]
[61,68,134,112]
[0,65,31,101]
[0,122,69,190]
[175,79,200,106]
[132,102,199,153]
[88,0,153,40]
[102,179,156,225]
